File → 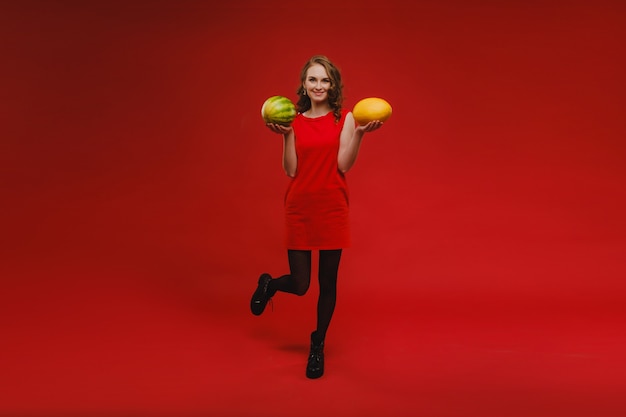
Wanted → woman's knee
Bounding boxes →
[288,250,311,295]
[318,277,337,295]
[293,277,310,296]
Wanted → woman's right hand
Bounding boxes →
[266,123,293,135]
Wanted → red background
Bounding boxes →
[1,1,625,416]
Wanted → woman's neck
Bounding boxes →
[306,102,331,118]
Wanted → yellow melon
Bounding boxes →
[352,97,392,125]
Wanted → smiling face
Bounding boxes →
[295,55,344,120]
[303,64,331,105]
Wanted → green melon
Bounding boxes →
[261,95,296,125]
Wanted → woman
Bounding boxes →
[250,55,383,379]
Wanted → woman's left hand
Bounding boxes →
[356,120,383,133]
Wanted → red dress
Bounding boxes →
[285,110,350,250]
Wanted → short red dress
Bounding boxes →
[284,109,350,250]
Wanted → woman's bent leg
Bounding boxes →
[267,250,312,296]
[250,250,312,316]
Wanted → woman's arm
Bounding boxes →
[267,123,297,177]
[337,112,382,173]
[282,129,297,177]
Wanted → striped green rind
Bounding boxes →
[261,95,296,125]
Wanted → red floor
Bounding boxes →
[1,246,625,417]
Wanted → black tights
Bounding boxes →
[267,249,342,341]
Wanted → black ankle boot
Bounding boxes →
[306,331,324,379]
[250,273,273,316]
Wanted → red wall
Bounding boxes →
[2,0,625,324]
